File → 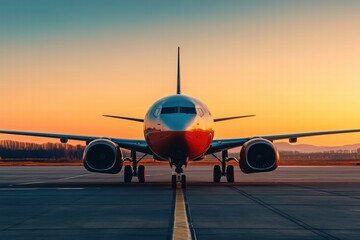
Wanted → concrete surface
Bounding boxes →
[0,166,359,240]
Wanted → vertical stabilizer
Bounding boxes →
[177,47,181,94]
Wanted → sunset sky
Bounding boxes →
[1,1,360,146]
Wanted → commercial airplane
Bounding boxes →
[1,47,360,188]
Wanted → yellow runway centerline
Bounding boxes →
[173,188,192,240]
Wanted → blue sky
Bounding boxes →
[0,1,333,41]
[1,1,360,146]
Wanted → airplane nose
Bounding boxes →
[161,114,196,131]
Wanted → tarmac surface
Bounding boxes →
[0,166,360,240]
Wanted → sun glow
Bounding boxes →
[1,2,360,146]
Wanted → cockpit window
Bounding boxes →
[153,108,161,117]
[161,107,178,114]
[179,107,196,114]
[161,106,196,114]
[197,108,204,117]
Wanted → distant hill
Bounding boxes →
[274,142,360,153]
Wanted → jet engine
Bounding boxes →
[239,138,279,173]
[83,139,123,174]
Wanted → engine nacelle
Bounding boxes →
[239,138,280,173]
[83,139,123,174]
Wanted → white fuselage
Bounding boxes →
[143,95,214,163]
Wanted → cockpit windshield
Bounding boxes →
[180,107,196,114]
[161,107,178,114]
[161,106,196,114]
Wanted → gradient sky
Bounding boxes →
[1,0,360,146]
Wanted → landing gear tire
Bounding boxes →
[181,175,186,189]
[213,165,221,183]
[171,175,177,189]
[137,165,145,183]
[124,165,133,183]
[226,165,234,183]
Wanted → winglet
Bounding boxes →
[177,46,181,95]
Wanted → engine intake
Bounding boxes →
[239,138,279,173]
[83,139,123,174]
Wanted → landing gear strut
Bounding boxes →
[171,164,186,189]
[212,150,237,183]
[123,150,147,183]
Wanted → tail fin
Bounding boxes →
[177,47,181,94]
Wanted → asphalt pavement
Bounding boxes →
[0,166,360,240]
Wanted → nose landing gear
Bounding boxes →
[171,164,187,189]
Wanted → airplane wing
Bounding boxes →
[207,128,360,154]
[0,130,151,154]
[102,115,144,122]
[214,115,255,122]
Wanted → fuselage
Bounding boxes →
[144,95,214,163]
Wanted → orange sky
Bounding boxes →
[1,2,360,146]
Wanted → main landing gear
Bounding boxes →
[212,150,238,183]
[171,164,186,189]
[123,150,147,183]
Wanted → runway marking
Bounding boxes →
[286,183,360,200]
[0,187,84,191]
[0,188,40,191]
[230,186,340,240]
[15,173,93,186]
[57,173,93,181]
[173,188,192,240]
[17,181,45,185]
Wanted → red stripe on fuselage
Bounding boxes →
[145,130,213,161]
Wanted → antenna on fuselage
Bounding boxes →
[177,47,181,95]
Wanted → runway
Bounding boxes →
[0,166,360,240]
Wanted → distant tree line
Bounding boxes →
[280,150,360,160]
[1,140,360,162]
[227,149,360,161]
[0,140,85,161]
